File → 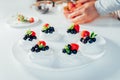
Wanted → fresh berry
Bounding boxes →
[36,48,40,52]
[23,35,28,40]
[80,38,84,42]
[70,43,79,51]
[68,44,71,49]
[31,47,35,52]
[33,36,37,39]
[74,24,80,33]
[35,44,39,48]
[81,30,90,38]
[72,50,77,54]
[28,38,32,41]
[83,40,87,44]
[31,31,36,36]
[67,50,72,55]
[62,49,66,53]
[92,38,96,42]
[45,46,49,50]
[89,39,93,44]
[44,23,49,28]
[29,17,34,23]
[37,41,46,47]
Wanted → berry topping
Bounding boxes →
[31,40,49,53]
[29,17,34,23]
[42,23,55,34]
[62,43,79,55]
[67,24,80,34]
[81,30,90,38]
[23,30,37,41]
[80,31,97,44]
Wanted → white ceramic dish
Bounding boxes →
[7,15,41,28]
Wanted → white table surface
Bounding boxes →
[0,0,120,80]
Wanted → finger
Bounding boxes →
[68,8,83,19]
[77,0,88,4]
[71,14,86,23]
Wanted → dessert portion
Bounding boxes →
[64,24,80,43]
[79,30,106,59]
[62,43,79,55]
[29,40,55,67]
[58,43,81,67]
[19,30,38,51]
[31,41,49,52]
[17,14,34,23]
[40,23,61,41]
[64,1,82,18]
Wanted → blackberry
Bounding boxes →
[62,49,66,53]
[45,46,49,50]
[73,30,77,34]
[72,50,77,54]
[31,47,35,52]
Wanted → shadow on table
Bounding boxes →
[21,38,120,80]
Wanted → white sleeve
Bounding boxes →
[95,0,120,15]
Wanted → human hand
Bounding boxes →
[68,1,99,24]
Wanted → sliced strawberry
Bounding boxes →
[29,17,34,23]
[70,43,79,51]
[81,30,90,38]
[37,41,46,46]
[31,31,36,36]
[74,24,80,33]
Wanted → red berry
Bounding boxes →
[81,30,90,38]
[70,43,79,51]
[29,17,34,23]
[44,23,49,28]
[37,41,46,46]
[74,24,80,33]
[31,31,36,36]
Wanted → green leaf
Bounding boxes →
[39,44,44,48]
[90,32,97,38]
[26,30,31,35]
[68,24,74,30]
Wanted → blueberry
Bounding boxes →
[28,38,32,41]
[45,46,49,50]
[41,47,46,51]
[67,51,71,55]
[85,36,90,41]
[92,38,96,42]
[23,36,27,40]
[33,36,37,39]
[44,30,48,33]
[72,29,77,34]
[35,44,39,48]
[71,30,74,34]
[80,38,84,42]
[49,27,54,32]
[72,50,77,54]
[31,47,35,52]
[89,39,93,44]
[36,48,40,52]
[67,29,70,33]
[62,49,66,53]
[68,44,71,49]
[83,40,87,44]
